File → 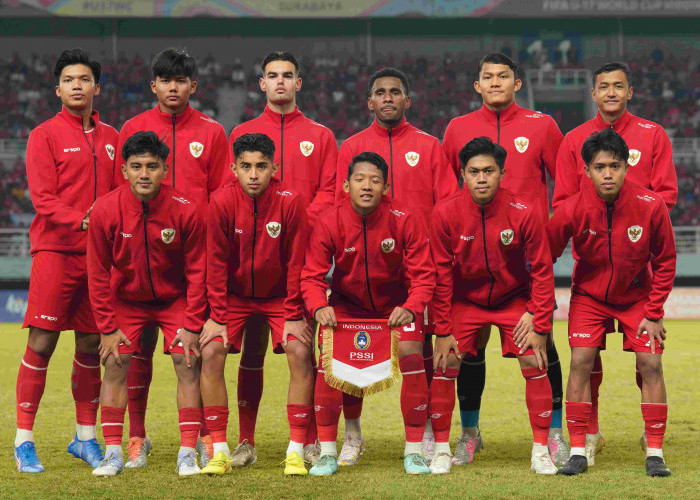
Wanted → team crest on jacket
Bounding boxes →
[300,141,314,157]
[354,330,370,350]
[189,142,204,158]
[161,228,176,244]
[405,151,420,166]
[266,221,281,238]
[500,229,514,245]
[381,238,395,253]
[514,137,529,153]
[628,149,641,166]
[105,144,115,160]
[628,225,643,242]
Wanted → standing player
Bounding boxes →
[552,62,678,463]
[302,152,435,475]
[114,48,231,468]
[198,133,314,476]
[87,131,207,477]
[226,51,338,466]
[430,137,557,475]
[548,129,675,477]
[15,48,117,473]
[442,52,566,466]
[333,67,458,464]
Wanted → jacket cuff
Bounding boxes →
[101,327,118,336]
[211,318,227,326]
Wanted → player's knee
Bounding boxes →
[27,327,60,356]
[637,354,663,379]
[74,331,100,353]
[398,340,423,358]
[445,353,461,371]
[286,340,312,368]
[569,348,596,376]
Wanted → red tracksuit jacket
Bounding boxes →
[301,197,435,320]
[115,104,230,210]
[442,102,563,222]
[547,181,676,320]
[553,110,677,210]
[207,178,308,323]
[229,105,337,223]
[87,184,207,334]
[26,107,118,254]
[335,118,458,230]
[431,188,555,335]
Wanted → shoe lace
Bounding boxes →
[339,438,361,459]
[84,439,105,459]
[19,442,40,465]
[127,437,144,462]
[409,454,426,466]
[178,452,196,467]
[282,453,308,467]
[316,455,334,467]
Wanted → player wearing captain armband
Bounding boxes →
[301,152,435,476]
[430,137,557,475]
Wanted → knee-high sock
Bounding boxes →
[314,369,343,444]
[566,401,592,451]
[457,348,485,428]
[400,354,429,443]
[101,406,126,446]
[72,351,101,427]
[199,409,210,438]
[430,367,459,444]
[423,334,434,387]
[238,364,263,445]
[127,354,153,439]
[546,345,563,429]
[522,367,553,446]
[288,404,313,446]
[343,392,363,420]
[203,406,228,445]
[16,346,50,431]
[304,352,319,446]
[588,355,603,434]
[178,407,201,449]
[641,403,667,450]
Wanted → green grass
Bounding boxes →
[1,321,698,499]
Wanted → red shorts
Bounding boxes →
[114,296,190,355]
[451,295,534,358]
[568,293,662,353]
[23,251,98,333]
[422,302,436,336]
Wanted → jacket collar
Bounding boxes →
[150,103,195,127]
[124,184,168,214]
[592,109,634,133]
[58,106,100,130]
[475,101,520,126]
[262,104,304,126]
[340,195,388,226]
[234,176,281,211]
[462,186,506,219]
[581,179,632,211]
[369,117,410,138]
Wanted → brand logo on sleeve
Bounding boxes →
[161,228,176,244]
[381,238,395,253]
[405,151,420,167]
[189,142,204,158]
[460,235,474,242]
[300,141,314,157]
[500,229,514,245]
[628,225,643,242]
[63,147,80,153]
[514,137,529,153]
[628,149,641,166]
[266,221,281,238]
[105,144,115,160]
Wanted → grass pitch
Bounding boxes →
[0,320,698,499]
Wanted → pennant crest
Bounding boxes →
[628,149,641,166]
[161,228,176,244]
[105,144,115,160]
[514,136,529,153]
[189,141,204,158]
[381,238,395,253]
[266,221,281,238]
[500,229,514,245]
[628,225,643,242]
[300,141,314,157]
[405,151,420,167]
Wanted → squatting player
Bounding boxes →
[548,129,675,477]
[333,67,458,465]
[198,133,314,477]
[553,62,678,463]
[301,152,435,475]
[226,51,338,466]
[15,48,118,473]
[430,137,557,475]
[442,52,566,466]
[87,132,207,477]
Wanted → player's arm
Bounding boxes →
[112,124,132,189]
[432,140,460,203]
[651,128,678,211]
[545,200,575,263]
[645,202,677,321]
[227,128,240,169]
[398,211,436,326]
[202,195,231,348]
[334,141,354,203]
[307,129,338,223]
[551,134,580,210]
[300,217,336,327]
[282,196,312,346]
[441,119,462,179]
[207,125,233,198]
[542,116,564,180]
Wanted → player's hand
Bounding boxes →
[199,318,228,350]
[521,331,548,370]
[99,329,130,367]
[171,328,201,368]
[315,306,337,327]
[284,319,310,347]
[433,334,462,372]
[81,215,90,231]
[388,307,413,328]
[513,311,534,347]
[637,318,666,354]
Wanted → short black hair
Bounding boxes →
[152,48,197,79]
[347,152,388,182]
[53,48,101,84]
[581,129,629,166]
[593,62,631,85]
[233,133,276,161]
[458,137,507,171]
[368,67,410,96]
[122,131,170,163]
[260,51,300,75]
[478,52,519,79]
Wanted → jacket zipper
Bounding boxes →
[604,204,614,302]
[280,113,285,182]
[171,115,176,188]
[388,129,394,198]
[496,110,501,144]
[362,216,377,312]
[251,198,258,297]
[481,206,496,307]
[81,128,98,201]
[142,202,158,300]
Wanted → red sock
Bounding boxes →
[566,401,592,449]
[342,393,363,419]
[400,354,429,443]
[588,355,603,434]
[200,409,210,438]
[641,403,667,449]
[635,360,643,391]
[72,351,101,426]
[522,367,553,446]
[287,404,313,444]
[422,337,434,387]
[127,354,153,438]
[238,364,263,445]
[179,407,201,449]
[314,370,342,443]
[304,356,319,446]
[203,406,228,444]
[101,406,126,446]
[16,346,50,430]
[429,367,458,443]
